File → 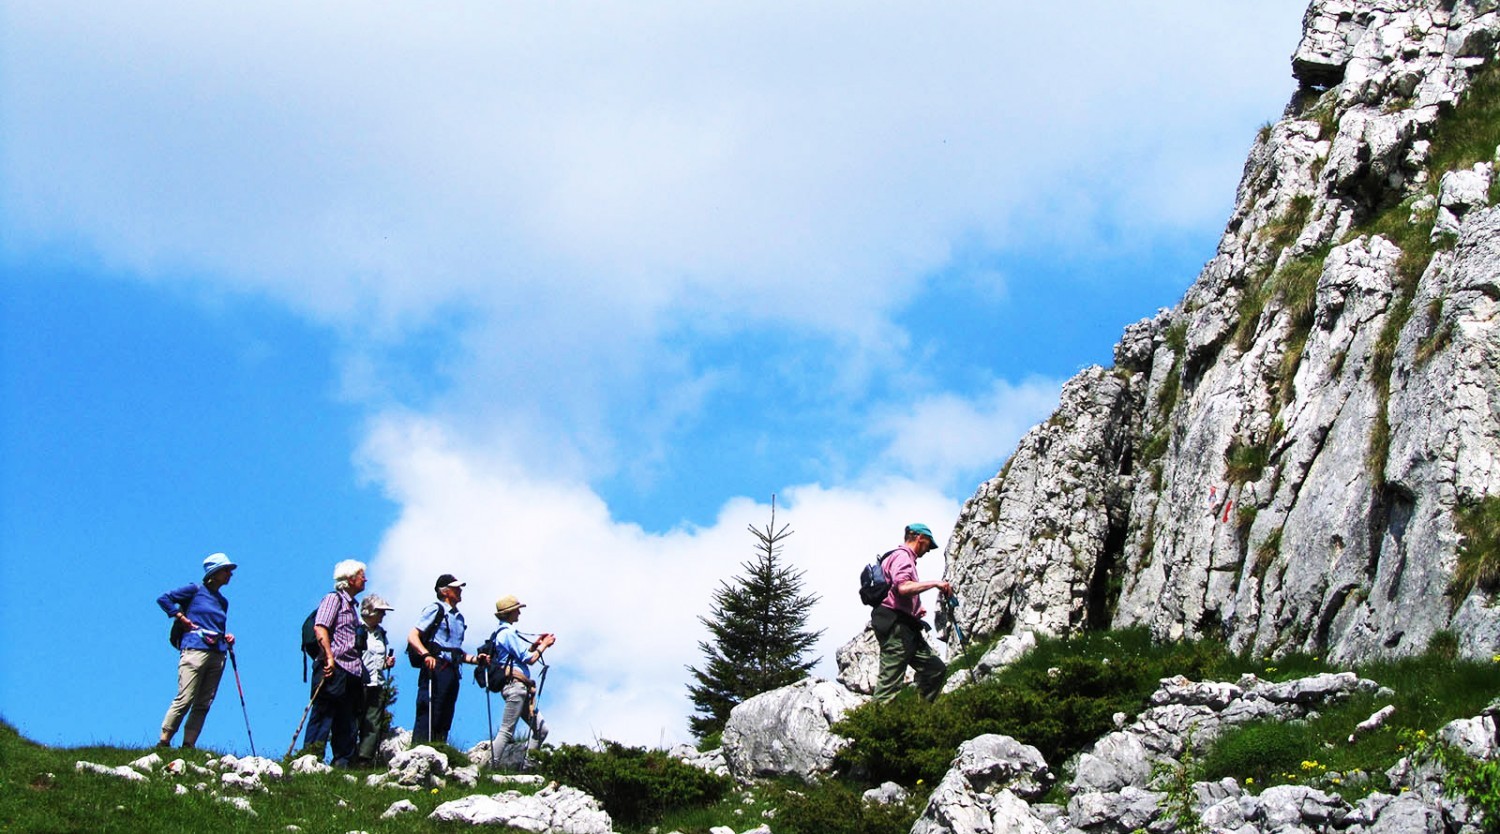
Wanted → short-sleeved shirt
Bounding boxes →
[315,590,363,676]
[489,623,537,681]
[157,583,230,653]
[415,602,466,657]
[878,545,923,619]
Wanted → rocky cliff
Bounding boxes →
[945,0,1500,663]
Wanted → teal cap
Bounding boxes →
[907,523,934,540]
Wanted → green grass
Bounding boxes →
[1225,438,1271,485]
[0,718,514,833]
[1200,643,1500,801]
[1452,496,1500,600]
[1427,63,1500,177]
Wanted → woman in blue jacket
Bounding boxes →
[156,553,237,748]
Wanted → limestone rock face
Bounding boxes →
[910,735,1053,834]
[834,625,883,695]
[944,0,1500,663]
[720,677,866,782]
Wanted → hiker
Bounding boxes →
[312,559,368,767]
[409,573,488,744]
[871,523,952,703]
[156,552,237,748]
[355,593,396,766]
[484,595,554,768]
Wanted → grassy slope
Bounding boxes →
[6,633,1500,834]
[0,721,522,834]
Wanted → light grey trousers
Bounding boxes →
[160,649,226,746]
[489,680,548,766]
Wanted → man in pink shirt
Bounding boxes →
[871,523,952,703]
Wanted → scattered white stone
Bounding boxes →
[429,785,613,833]
[863,781,909,805]
[381,799,419,819]
[289,754,332,775]
[128,752,163,772]
[174,784,188,795]
[221,771,265,792]
[387,745,449,788]
[227,755,284,781]
[491,773,546,785]
[217,795,256,816]
[449,764,480,788]
[1349,705,1397,743]
[75,761,148,782]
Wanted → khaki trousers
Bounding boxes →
[872,612,947,703]
[161,649,226,746]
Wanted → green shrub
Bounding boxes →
[773,779,920,834]
[1200,720,1315,786]
[1419,738,1500,833]
[534,741,731,828]
[833,631,1233,786]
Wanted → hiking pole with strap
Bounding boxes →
[227,645,257,758]
[944,594,970,654]
[284,674,327,760]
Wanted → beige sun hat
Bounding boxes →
[494,594,526,616]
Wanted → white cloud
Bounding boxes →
[872,377,1064,490]
[359,414,958,747]
[4,1,1303,340]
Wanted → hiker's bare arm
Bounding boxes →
[896,580,953,598]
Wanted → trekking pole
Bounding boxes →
[227,645,258,758]
[534,662,549,705]
[944,594,970,654]
[484,669,495,751]
[284,675,327,760]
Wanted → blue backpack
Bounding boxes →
[858,550,899,606]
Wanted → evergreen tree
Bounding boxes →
[686,497,823,742]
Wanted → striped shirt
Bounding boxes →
[315,590,363,676]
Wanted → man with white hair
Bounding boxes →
[313,559,367,767]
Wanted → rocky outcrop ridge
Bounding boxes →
[905,673,1493,834]
[945,0,1500,662]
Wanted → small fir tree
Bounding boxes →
[686,497,823,742]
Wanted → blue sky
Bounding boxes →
[1,1,1307,752]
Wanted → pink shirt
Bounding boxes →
[879,545,925,619]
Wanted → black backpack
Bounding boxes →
[301,610,321,681]
[472,631,511,692]
[858,550,899,606]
